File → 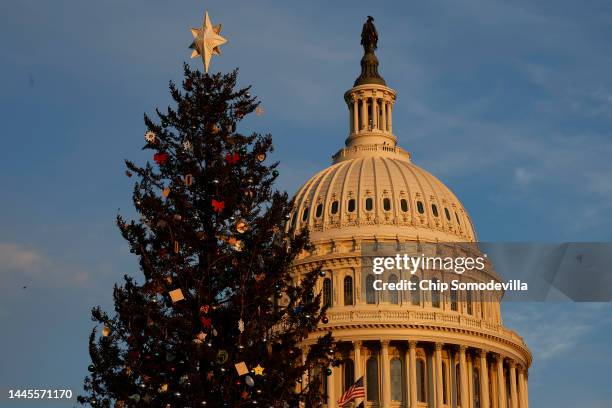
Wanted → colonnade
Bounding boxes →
[346,89,395,135]
[317,340,528,408]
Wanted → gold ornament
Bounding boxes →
[253,364,265,376]
[255,106,265,116]
[144,131,156,143]
[159,383,169,393]
[102,326,111,337]
[236,220,248,234]
[235,361,249,376]
[256,153,266,162]
[184,174,194,186]
[169,288,185,303]
[189,11,228,73]
[162,187,170,198]
[174,241,180,254]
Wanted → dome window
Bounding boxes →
[431,204,439,217]
[347,198,356,213]
[400,199,409,212]
[315,203,323,218]
[416,200,425,214]
[301,207,309,222]
[331,200,339,214]
[291,211,297,227]
[365,197,373,211]
[444,208,451,221]
[455,212,461,225]
[383,198,391,211]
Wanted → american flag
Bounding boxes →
[337,376,365,406]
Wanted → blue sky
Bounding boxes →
[1,0,611,406]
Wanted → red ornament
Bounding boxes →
[211,199,225,213]
[200,316,212,329]
[200,305,210,314]
[154,152,169,165]
[225,152,240,165]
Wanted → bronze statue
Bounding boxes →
[361,16,378,52]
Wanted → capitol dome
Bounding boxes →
[290,17,530,408]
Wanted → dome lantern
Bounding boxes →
[337,16,403,162]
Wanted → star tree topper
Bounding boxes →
[189,10,228,73]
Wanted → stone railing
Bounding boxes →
[332,143,411,161]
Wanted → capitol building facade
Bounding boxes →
[288,19,531,408]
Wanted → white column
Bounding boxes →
[372,97,378,130]
[518,367,526,408]
[352,97,359,134]
[435,343,444,408]
[388,103,393,133]
[467,353,474,408]
[327,365,336,408]
[459,346,469,408]
[381,340,391,408]
[354,341,364,407]
[509,361,518,408]
[496,356,507,408]
[409,341,418,408]
[381,99,387,132]
[361,96,367,130]
[479,350,490,408]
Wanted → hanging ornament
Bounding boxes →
[174,241,180,254]
[324,367,332,376]
[233,240,244,252]
[194,331,207,344]
[129,394,140,402]
[173,214,182,221]
[102,326,111,337]
[199,305,210,314]
[144,131,157,143]
[245,375,255,387]
[225,152,240,165]
[253,364,264,376]
[238,319,245,333]
[256,152,266,162]
[255,106,265,116]
[158,384,169,393]
[183,139,193,151]
[216,350,229,364]
[211,199,225,213]
[254,273,265,282]
[211,124,221,134]
[272,169,280,177]
[235,361,249,376]
[321,315,329,324]
[161,187,170,198]
[188,10,228,73]
[184,174,194,186]
[125,170,133,178]
[200,316,212,329]
[235,220,248,234]
[168,288,185,303]
[153,152,169,165]
[88,364,96,372]
[244,189,255,198]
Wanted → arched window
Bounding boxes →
[410,276,420,306]
[388,274,399,304]
[366,357,379,402]
[432,204,439,217]
[348,198,356,213]
[315,203,323,218]
[390,358,403,401]
[442,362,449,404]
[331,200,339,214]
[466,290,473,315]
[291,211,297,227]
[431,277,441,308]
[323,278,332,308]
[343,359,355,392]
[417,201,425,214]
[451,289,458,311]
[445,207,451,221]
[383,197,391,211]
[455,212,461,224]
[365,197,373,211]
[473,368,481,408]
[344,276,354,306]
[416,359,427,402]
[366,274,376,304]
[400,198,409,212]
[302,207,309,221]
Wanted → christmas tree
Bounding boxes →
[78,64,338,407]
